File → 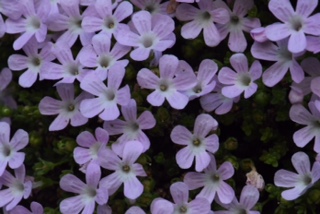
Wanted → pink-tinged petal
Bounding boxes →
[296,0,317,17]
[262,61,289,87]
[13,32,34,51]
[60,174,86,193]
[176,146,194,169]
[311,77,320,97]
[10,129,28,150]
[289,104,313,125]
[194,114,218,137]
[230,53,248,73]
[181,20,202,39]
[171,125,192,145]
[114,1,133,22]
[60,195,85,214]
[229,29,247,52]
[188,197,211,213]
[239,185,259,209]
[274,169,299,187]
[218,67,237,84]
[116,85,131,106]
[281,185,306,200]
[222,85,243,98]
[288,31,306,53]
[8,55,28,71]
[147,91,165,106]
[268,0,294,22]
[203,23,220,47]
[137,111,156,130]
[76,131,96,147]
[39,97,62,115]
[124,176,144,200]
[217,181,235,204]
[130,47,151,61]
[152,14,174,38]
[184,172,206,190]
[170,182,189,204]
[82,16,103,33]
[166,91,189,110]
[204,134,219,153]
[99,103,120,121]
[132,11,151,35]
[289,59,304,83]
[304,14,320,35]
[5,18,26,34]
[251,41,278,61]
[292,152,310,175]
[159,55,179,78]
[195,152,211,172]
[80,98,106,118]
[19,69,38,88]
[86,163,101,187]
[80,74,107,96]
[49,113,69,131]
[197,184,216,203]
[123,141,143,164]
[151,198,174,214]
[103,120,126,135]
[8,152,24,169]
[137,68,159,89]
[74,148,92,164]
[218,162,234,180]
[265,23,290,42]
[198,59,218,83]
[293,126,315,148]
[244,83,258,98]
[176,3,198,21]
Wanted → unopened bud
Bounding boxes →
[246,167,265,191]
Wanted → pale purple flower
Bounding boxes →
[59,163,109,214]
[137,54,197,109]
[251,38,305,87]
[215,0,261,52]
[179,59,218,100]
[100,141,147,200]
[184,154,235,204]
[126,206,146,214]
[289,101,320,153]
[41,41,89,85]
[171,114,219,172]
[81,0,133,38]
[0,165,32,211]
[151,182,211,214]
[300,57,320,98]
[215,185,260,214]
[0,0,23,38]
[7,39,59,88]
[9,202,43,214]
[218,53,262,98]
[274,151,320,200]
[103,99,156,155]
[115,11,176,61]
[47,0,94,47]
[39,83,90,131]
[176,1,229,47]
[0,68,17,109]
[131,0,169,16]
[0,122,28,176]
[200,80,240,115]
[5,0,50,50]
[78,33,130,80]
[73,127,111,172]
[265,0,320,53]
[79,67,131,121]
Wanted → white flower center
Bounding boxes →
[105,89,115,101]
[237,74,251,87]
[290,16,304,32]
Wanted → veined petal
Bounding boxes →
[265,23,290,41]
[194,114,218,137]
[170,182,189,204]
[181,20,202,40]
[268,0,294,22]
[60,174,86,193]
[171,125,192,145]
[176,146,194,169]
[124,176,144,199]
[292,152,311,175]
[166,91,189,110]
[137,68,159,89]
[39,97,62,115]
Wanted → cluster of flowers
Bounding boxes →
[1,0,320,213]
